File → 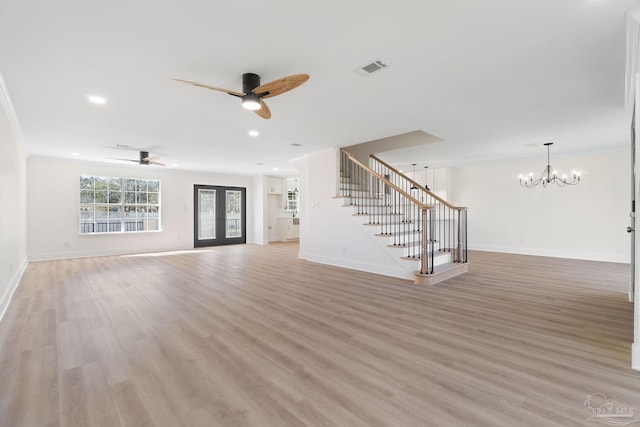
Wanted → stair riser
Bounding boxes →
[339,191,372,198]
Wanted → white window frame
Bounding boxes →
[79,175,161,234]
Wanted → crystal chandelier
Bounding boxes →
[519,142,580,188]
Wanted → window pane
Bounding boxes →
[95,177,108,190]
[124,179,136,191]
[148,180,159,192]
[226,190,242,238]
[94,207,108,231]
[147,192,158,204]
[148,206,159,231]
[80,176,94,190]
[124,205,136,217]
[137,192,148,204]
[198,189,216,240]
[108,191,121,204]
[109,206,121,218]
[125,192,136,204]
[80,190,94,203]
[95,191,108,204]
[108,178,121,191]
[80,206,93,220]
[137,180,148,192]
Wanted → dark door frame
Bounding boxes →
[193,184,246,247]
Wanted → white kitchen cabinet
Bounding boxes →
[267,177,285,194]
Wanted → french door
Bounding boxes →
[194,185,246,247]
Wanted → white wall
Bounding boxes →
[0,84,28,320]
[27,156,258,260]
[453,147,631,263]
[252,175,267,245]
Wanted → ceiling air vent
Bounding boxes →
[355,59,389,76]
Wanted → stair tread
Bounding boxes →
[374,230,422,237]
[363,221,416,226]
[387,240,440,248]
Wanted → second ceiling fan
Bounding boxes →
[172,72,309,119]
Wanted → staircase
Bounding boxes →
[338,149,468,285]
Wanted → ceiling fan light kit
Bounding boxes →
[173,72,309,119]
[242,95,262,111]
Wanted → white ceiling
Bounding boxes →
[1,0,639,175]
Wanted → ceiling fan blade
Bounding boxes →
[172,78,246,97]
[112,158,140,163]
[149,161,166,166]
[142,155,161,162]
[254,99,271,119]
[253,74,309,99]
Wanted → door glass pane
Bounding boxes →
[225,190,242,238]
[198,189,216,240]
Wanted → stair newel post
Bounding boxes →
[463,209,468,263]
[406,194,412,253]
[338,150,343,197]
[414,200,420,259]
[393,189,403,245]
[420,208,428,274]
[373,172,380,226]
[358,163,364,219]
[446,203,450,254]
[431,207,436,272]
[455,209,461,262]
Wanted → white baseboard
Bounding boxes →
[468,244,630,264]
[0,256,28,323]
[28,245,196,262]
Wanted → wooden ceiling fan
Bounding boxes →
[114,151,165,166]
[172,73,309,119]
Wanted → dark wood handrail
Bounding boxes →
[369,153,467,211]
[341,149,432,211]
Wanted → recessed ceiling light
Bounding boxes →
[171,163,179,167]
[249,130,259,137]
[71,152,80,156]
[87,95,107,104]
[290,143,302,147]
[256,162,264,166]
[273,167,279,171]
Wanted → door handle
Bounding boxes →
[628,226,635,233]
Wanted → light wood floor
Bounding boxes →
[0,243,637,426]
